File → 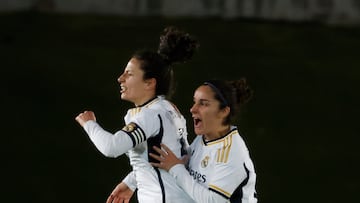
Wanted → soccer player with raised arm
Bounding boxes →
[75,27,199,203]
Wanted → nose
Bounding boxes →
[190,103,197,114]
[117,74,124,84]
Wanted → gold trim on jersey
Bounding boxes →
[129,97,160,117]
[212,130,236,163]
[129,107,142,117]
[205,130,237,146]
[209,184,231,198]
[144,97,159,107]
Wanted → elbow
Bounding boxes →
[97,147,119,158]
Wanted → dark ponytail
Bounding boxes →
[158,26,199,65]
[133,26,199,99]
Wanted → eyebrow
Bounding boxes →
[195,98,211,103]
[124,69,134,73]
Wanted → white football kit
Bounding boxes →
[169,126,258,203]
[83,96,195,203]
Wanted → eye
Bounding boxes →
[125,70,133,76]
[199,101,209,106]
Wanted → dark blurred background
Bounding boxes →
[2,1,360,203]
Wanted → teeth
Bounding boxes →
[120,86,127,92]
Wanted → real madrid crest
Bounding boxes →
[122,122,137,132]
[201,156,210,168]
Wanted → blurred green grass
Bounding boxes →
[2,11,360,203]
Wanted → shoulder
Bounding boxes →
[225,131,252,162]
[126,106,160,121]
[155,98,186,120]
[190,136,203,147]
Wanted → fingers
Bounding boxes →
[160,143,174,156]
[113,197,119,203]
[75,112,84,121]
[106,194,114,203]
[75,114,85,126]
[75,110,96,126]
[152,145,167,156]
[150,161,161,168]
[152,144,174,157]
[149,151,164,169]
[150,144,176,162]
[107,196,121,203]
[149,152,163,162]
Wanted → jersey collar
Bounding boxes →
[202,126,238,146]
[136,96,160,107]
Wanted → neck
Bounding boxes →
[135,95,157,107]
[204,125,231,141]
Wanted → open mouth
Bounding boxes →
[120,85,127,93]
[193,118,202,128]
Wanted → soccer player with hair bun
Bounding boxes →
[150,78,258,203]
[75,26,199,203]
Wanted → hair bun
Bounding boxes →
[158,26,199,65]
[230,78,253,105]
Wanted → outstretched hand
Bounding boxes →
[106,182,134,203]
[75,110,96,127]
[150,143,189,171]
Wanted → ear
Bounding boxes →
[220,106,231,118]
[144,78,156,91]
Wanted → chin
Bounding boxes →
[121,96,134,104]
[120,94,128,100]
[121,96,130,103]
[194,129,202,135]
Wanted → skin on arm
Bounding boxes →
[106,182,134,203]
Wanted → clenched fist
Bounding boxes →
[75,110,96,127]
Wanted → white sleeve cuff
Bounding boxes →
[83,120,97,131]
[122,172,137,192]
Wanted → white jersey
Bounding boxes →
[83,96,195,203]
[169,126,257,203]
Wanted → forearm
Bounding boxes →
[122,171,137,191]
[169,165,227,203]
[83,121,133,157]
